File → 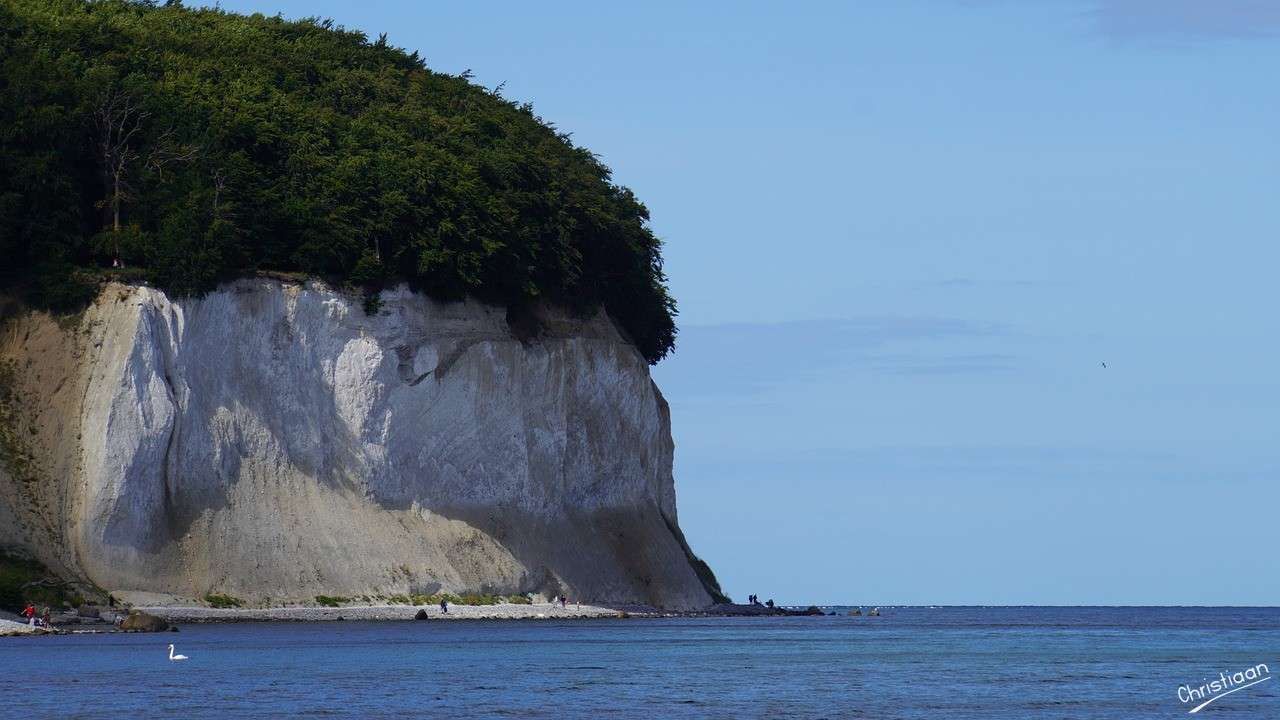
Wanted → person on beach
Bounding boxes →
[40,608,51,628]
[560,595,567,609]
[22,603,36,626]
[440,598,448,614]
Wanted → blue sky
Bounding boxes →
[211,0,1280,605]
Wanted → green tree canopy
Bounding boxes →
[0,0,676,361]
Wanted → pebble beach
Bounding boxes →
[137,601,660,623]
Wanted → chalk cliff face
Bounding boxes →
[0,280,715,608]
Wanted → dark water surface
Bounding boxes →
[3,607,1278,718]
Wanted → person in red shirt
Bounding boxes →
[21,603,36,627]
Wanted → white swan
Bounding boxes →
[168,644,188,662]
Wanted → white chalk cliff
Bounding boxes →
[0,280,718,608]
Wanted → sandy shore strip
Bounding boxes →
[136,602,667,623]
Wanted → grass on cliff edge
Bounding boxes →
[204,592,245,609]
[661,513,731,604]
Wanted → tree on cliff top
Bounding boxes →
[0,0,677,362]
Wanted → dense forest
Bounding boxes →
[0,0,676,361]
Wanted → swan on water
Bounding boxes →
[168,644,188,661]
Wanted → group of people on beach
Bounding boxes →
[19,603,51,628]
[746,594,774,608]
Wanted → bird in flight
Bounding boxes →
[1100,361,1107,369]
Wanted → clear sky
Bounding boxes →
[210,0,1279,605]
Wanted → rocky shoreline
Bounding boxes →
[139,602,651,623]
[135,601,839,623]
[1,601,843,634]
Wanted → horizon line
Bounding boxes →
[768,599,1280,604]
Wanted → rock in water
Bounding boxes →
[414,609,429,620]
[0,280,719,610]
[119,610,170,632]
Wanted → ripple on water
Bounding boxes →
[2,609,1277,719]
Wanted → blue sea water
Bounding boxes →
[2,606,1278,718]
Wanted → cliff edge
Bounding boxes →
[0,280,719,609]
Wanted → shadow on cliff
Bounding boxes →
[415,500,724,609]
[97,284,719,608]
[156,285,388,544]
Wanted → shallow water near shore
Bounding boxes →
[3,607,1278,718]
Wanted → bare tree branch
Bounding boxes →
[93,87,149,236]
[92,87,200,264]
[145,126,200,180]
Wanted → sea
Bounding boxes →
[2,606,1277,718]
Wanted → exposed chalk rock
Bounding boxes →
[0,280,715,609]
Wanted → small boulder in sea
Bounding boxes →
[800,606,825,616]
[868,608,880,617]
[414,609,429,620]
[119,610,171,632]
[849,608,862,616]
